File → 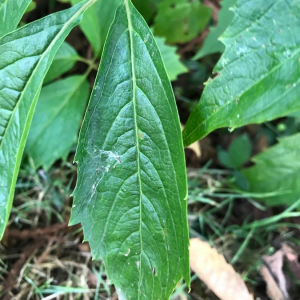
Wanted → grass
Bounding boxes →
[1,159,300,299]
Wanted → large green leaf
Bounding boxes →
[154,0,212,44]
[155,36,188,81]
[26,76,90,170]
[183,0,300,146]
[71,1,190,298]
[242,133,300,206]
[0,0,96,239]
[71,0,121,57]
[0,0,31,38]
[193,0,236,60]
[44,42,79,84]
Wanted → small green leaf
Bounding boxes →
[26,76,90,170]
[228,134,251,168]
[71,1,190,298]
[0,0,31,38]
[193,0,236,60]
[25,1,36,14]
[242,133,300,206]
[154,0,212,44]
[70,0,121,57]
[0,0,97,239]
[155,35,188,81]
[44,42,79,84]
[184,0,300,146]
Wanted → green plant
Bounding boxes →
[1,0,300,299]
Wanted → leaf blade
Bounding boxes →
[0,0,31,38]
[242,133,300,206]
[26,75,90,170]
[0,0,96,238]
[71,1,190,298]
[183,0,300,146]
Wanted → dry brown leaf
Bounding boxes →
[282,244,300,280]
[261,250,289,300]
[261,265,286,300]
[189,238,254,300]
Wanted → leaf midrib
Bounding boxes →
[125,0,143,297]
[0,0,94,152]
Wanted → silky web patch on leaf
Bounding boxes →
[71,1,190,299]
[184,0,300,146]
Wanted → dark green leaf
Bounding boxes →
[0,0,96,239]
[44,42,78,84]
[71,1,190,298]
[193,0,236,60]
[242,133,300,206]
[154,0,212,44]
[228,134,251,168]
[0,0,31,38]
[183,0,300,146]
[132,0,160,22]
[155,36,188,81]
[71,0,121,57]
[26,76,90,170]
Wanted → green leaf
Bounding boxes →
[155,35,188,81]
[183,0,300,146]
[25,1,36,14]
[44,42,78,84]
[154,0,212,44]
[218,133,251,169]
[0,0,31,38]
[70,0,121,57]
[193,0,236,60]
[131,0,160,22]
[288,110,300,118]
[0,0,97,239]
[71,1,190,298]
[242,133,300,206]
[26,76,90,170]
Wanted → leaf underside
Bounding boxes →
[0,0,31,38]
[243,133,300,206]
[0,0,94,238]
[184,0,300,146]
[71,1,190,299]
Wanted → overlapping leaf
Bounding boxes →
[242,133,300,206]
[193,0,236,60]
[155,36,188,81]
[26,76,90,170]
[71,1,190,298]
[0,0,31,38]
[0,0,96,238]
[154,0,212,44]
[183,0,300,146]
[71,0,121,57]
[44,42,79,84]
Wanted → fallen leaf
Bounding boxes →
[189,238,254,300]
[282,244,300,280]
[261,249,289,300]
[261,265,286,300]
